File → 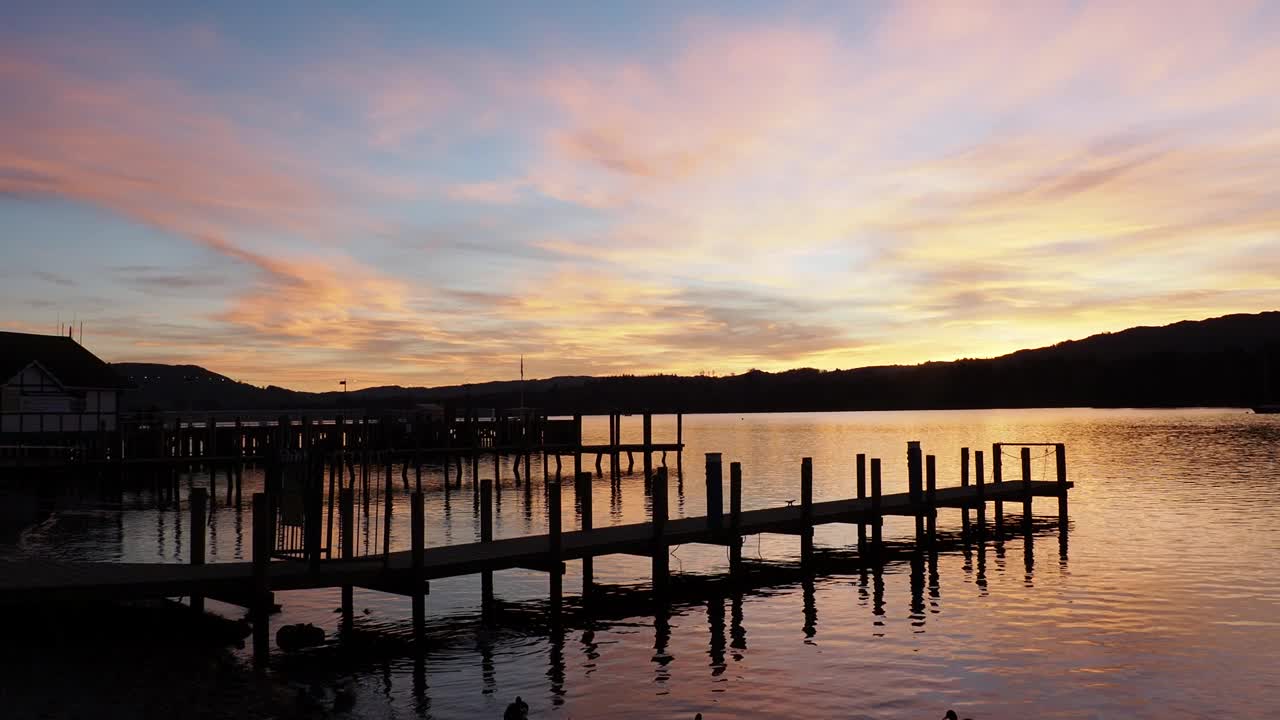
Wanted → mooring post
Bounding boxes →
[480,478,494,615]
[642,413,653,491]
[411,489,425,641]
[705,452,723,530]
[652,466,669,593]
[975,450,987,533]
[925,454,937,543]
[251,492,271,669]
[961,447,971,536]
[189,487,207,614]
[383,454,394,558]
[1021,446,1033,533]
[577,471,593,599]
[907,441,924,541]
[870,459,883,550]
[856,453,868,553]
[992,443,1004,533]
[1055,443,1068,526]
[729,461,742,576]
[549,476,563,623]
[572,414,583,483]
[676,412,684,481]
[800,457,814,566]
[340,487,354,631]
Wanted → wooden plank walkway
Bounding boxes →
[0,479,1068,605]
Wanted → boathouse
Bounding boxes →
[0,331,130,434]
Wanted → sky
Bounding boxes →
[2,1,1278,391]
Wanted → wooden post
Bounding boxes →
[975,450,987,533]
[992,443,1004,534]
[961,447,971,536]
[800,457,814,565]
[907,441,923,541]
[480,478,494,614]
[1021,446,1033,533]
[577,471,593,599]
[189,487,207,615]
[1055,443,1068,526]
[549,476,563,622]
[251,492,270,669]
[652,466,669,593]
[675,412,683,482]
[870,458,883,549]
[409,490,425,640]
[383,455,394,557]
[856,453,867,553]
[705,452,723,529]
[925,454,937,543]
[729,461,742,575]
[572,414,583,482]
[340,487,354,631]
[642,413,653,491]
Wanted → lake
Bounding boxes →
[5,408,1280,719]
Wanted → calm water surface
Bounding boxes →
[6,409,1280,719]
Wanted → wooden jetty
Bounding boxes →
[0,435,1073,668]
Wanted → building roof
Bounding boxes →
[0,331,132,389]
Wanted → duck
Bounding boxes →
[275,623,326,651]
[944,711,973,720]
[504,695,529,720]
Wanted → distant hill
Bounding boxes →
[113,311,1280,413]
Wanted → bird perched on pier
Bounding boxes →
[504,695,529,719]
[944,711,973,720]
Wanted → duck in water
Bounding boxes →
[944,711,973,720]
[504,696,529,719]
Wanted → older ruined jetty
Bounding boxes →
[0,412,1073,667]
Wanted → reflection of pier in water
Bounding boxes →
[275,514,1068,710]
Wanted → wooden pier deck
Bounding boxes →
[0,478,1068,606]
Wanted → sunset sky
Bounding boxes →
[2,1,1278,390]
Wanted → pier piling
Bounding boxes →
[729,461,742,575]
[189,487,206,614]
[652,466,669,593]
[800,457,814,566]
[706,453,723,530]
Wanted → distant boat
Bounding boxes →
[1253,405,1280,414]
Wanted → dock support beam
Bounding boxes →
[411,490,425,641]
[729,461,742,576]
[340,487,354,631]
[251,492,270,670]
[856,453,867,554]
[925,454,937,544]
[1021,446,1033,534]
[960,448,971,536]
[705,453,723,530]
[189,487,206,615]
[549,477,563,624]
[480,478,494,616]
[908,441,923,541]
[652,467,669,594]
[992,444,1004,535]
[577,471,592,600]
[1056,443,1068,527]
[870,459,883,551]
[975,450,987,534]
[800,457,814,566]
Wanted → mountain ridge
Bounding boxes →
[113,311,1280,412]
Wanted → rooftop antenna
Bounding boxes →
[520,354,525,410]
[57,311,61,336]
[79,320,84,345]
